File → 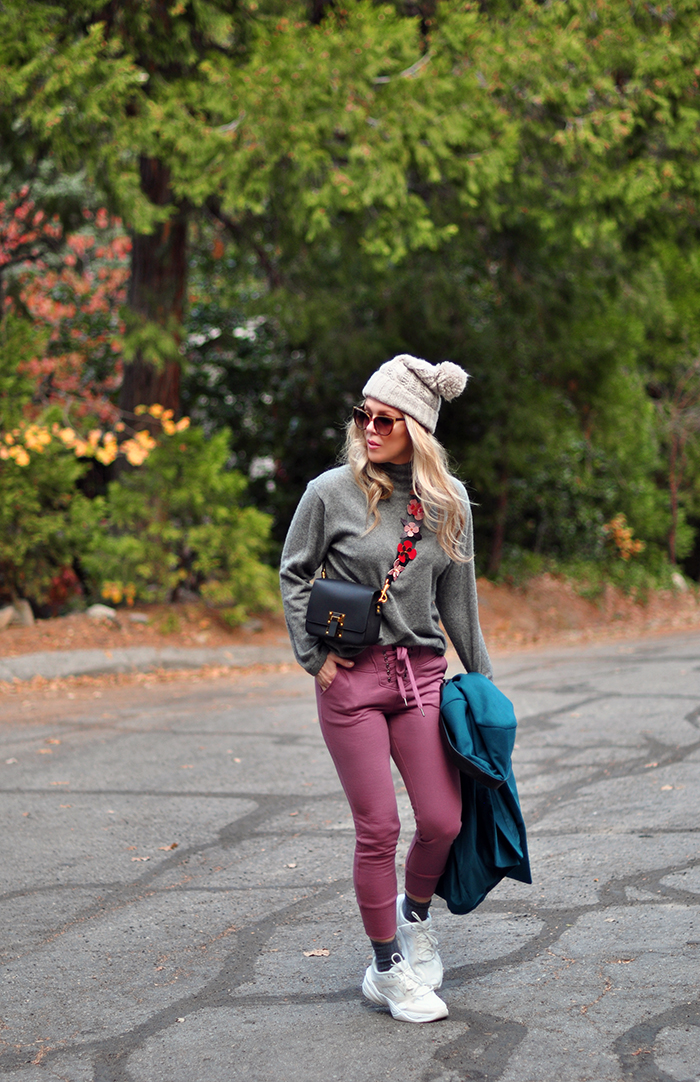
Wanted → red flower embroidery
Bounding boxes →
[396,539,417,564]
[385,494,423,586]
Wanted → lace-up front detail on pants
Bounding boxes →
[381,646,425,716]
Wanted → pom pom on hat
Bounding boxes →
[362,354,468,433]
[402,356,468,401]
[437,361,469,400]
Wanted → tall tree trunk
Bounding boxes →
[120,157,187,417]
[402,1,438,40]
[668,433,680,566]
[308,0,335,23]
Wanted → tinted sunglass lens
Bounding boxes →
[373,416,394,436]
[353,407,370,430]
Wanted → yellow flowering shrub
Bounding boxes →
[101,580,137,606]
[602,514,646,561]
[0,433,102,603]
[0,405,191,607]
[0,404,190,470]
[81,426,279,622]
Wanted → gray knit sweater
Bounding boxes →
[279,461,492,680]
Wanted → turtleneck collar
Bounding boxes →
[381,460,414,487]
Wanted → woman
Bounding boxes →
[280,354,492,1023]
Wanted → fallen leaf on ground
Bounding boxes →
[37,749,52,754]
[131,856,150,862]
[660,785,673,791]
[5,758,17,764]
[180,764,194,769]
[158,843,178,850]
[286,862,297,868]
[47,739,61,745]
[50,781,69,785]
[303,948,330,957]
[59,804,72,808]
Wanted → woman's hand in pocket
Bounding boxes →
[315,652,355,692]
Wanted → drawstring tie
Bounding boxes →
[395,646,425,717]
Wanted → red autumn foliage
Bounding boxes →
[46,566,82,614]
[2,189,130,424]
[0,186,62,272]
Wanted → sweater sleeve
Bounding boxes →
[279,482,331,676]
[435,497,493,680]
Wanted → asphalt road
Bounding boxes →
[1,633,699,1082]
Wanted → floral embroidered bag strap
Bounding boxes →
[377,491,425,607]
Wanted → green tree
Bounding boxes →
[3,1,480,414]
[187,0,700,573]
[651,358,700,565]
[7,0,700,579]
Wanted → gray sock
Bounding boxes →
[371,936,402,972]
[403,894,431,923]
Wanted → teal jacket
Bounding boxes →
[436,672,532,914]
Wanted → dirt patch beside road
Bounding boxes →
[0,603,288,658]
[477,573,700,649]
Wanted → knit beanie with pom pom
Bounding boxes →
[362,354,468,433]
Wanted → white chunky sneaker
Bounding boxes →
[362,954,448,1023]
[395,894,444,990]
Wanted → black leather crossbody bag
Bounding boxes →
[305,569,391,647]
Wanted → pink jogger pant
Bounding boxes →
[315,645,462,940]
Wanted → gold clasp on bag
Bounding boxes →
[376,576,391,613]
[326,611,345,638]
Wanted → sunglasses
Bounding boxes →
[352,406,406,437]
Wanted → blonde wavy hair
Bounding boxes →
[343,412,470,563]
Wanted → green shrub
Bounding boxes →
[82,426,280,624]
[0,313,39,428]
[503,434,670,566]
[495,546,677,604]
[0,437,101,604]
